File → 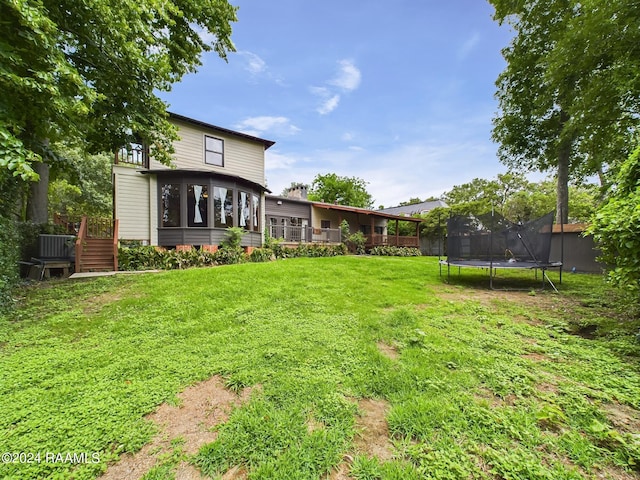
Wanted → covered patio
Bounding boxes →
[311,203,421,248]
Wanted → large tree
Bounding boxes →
[489,0,640,224]
[0,0,237,220]
[307,173,374,208]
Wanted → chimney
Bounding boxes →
[287,184,308,200]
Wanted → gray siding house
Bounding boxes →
[113,112,274,249]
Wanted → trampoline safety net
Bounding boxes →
[446,211,555,265]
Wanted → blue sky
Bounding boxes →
[159,1,515,209]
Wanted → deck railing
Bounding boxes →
[366,234,420,248]
[115,143,149,168]
[269,226,342,244]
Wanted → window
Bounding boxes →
[187,184,208,227]
[252,194,260,231]
[238,191,251,229]
[321,220,331,229]
[161,184,181,227]
[213,186,233,227]
[205,135,224,166]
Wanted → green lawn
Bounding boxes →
[1,256,639,479]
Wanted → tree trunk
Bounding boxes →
[27,161,49,224]
[556,141,570,225]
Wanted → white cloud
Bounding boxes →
[317,95,340,115]
[329,59,362,92]
[341,132,354,142]
[265,150,298,170]
[238,51,267,74]
[310,59,361,115]
[458,33,481,60]
[235,116,300,136]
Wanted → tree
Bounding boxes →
[587,146,640,294]
[489,0,640,223]
[49,148,113,219]
[1,0,238,220]
[307,173,374,208]
[442,174,597,223]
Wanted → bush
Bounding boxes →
[214,246,245,265]
[345,231,367,255]
[249,248,275,263]
[0,216,20,312]
[588,145,640,297]
[369,246,422,257]
[118,245,165,270]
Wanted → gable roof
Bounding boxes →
[311,202,423,223]
[168,112,276,150]
[378,199,448,216]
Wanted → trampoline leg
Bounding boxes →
[543,271,559,293]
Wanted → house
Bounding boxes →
[265,186,422,248]
[378,200,448,255]
[378,199,448,216]
[113,112,275,250]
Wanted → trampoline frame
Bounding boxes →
[438,210,564,292]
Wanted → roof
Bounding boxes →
[140,169,271,193]
[311,202,423,223]
[378,199,448,216]
[552,223,589,233]
[168,112,276,150]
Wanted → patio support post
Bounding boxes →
[395,219,399,247]
[371,216,374,246]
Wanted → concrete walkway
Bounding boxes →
[69,270,161,279]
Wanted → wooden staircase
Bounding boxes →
[75,217,119,273]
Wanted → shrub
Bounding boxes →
[249,248,275,263]
[588,145,640,297]
[118,245,165,270]
[214,246,246,265]
[369,246,422,257]
[345,231,367,255]
[0,216,20,312]
[222,227,245,249]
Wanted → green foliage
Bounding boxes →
[0,0,238,179]
[248,248,275,263]
[270,242,347,259]
[118,240,348,271]
[0,216,20,312]
[345,231,367,255]
[369,246,421,257]
[588,146,640,295]
[308,173,374,208]
[221,227,245,249]
[48,148,112,218]
[489,0,640,221]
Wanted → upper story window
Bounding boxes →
[205,135,224,166]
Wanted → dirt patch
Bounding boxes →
[324,458,355,480]
[535,382,560,395]
[521,352,548,362]
[474,387,517,407]
[99,376,255,480]
[602,402,640,434]
[354,398,394,461]
[377,341,399,361]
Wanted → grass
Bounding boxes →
[0,256,639,479]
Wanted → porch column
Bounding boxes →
[395,219,399,247]
[371,216,374,246]
[415,222,420,248]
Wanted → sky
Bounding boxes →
[158,1,516,209]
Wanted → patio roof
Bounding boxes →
[311,202,423,223]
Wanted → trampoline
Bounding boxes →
[439,211,563,291]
